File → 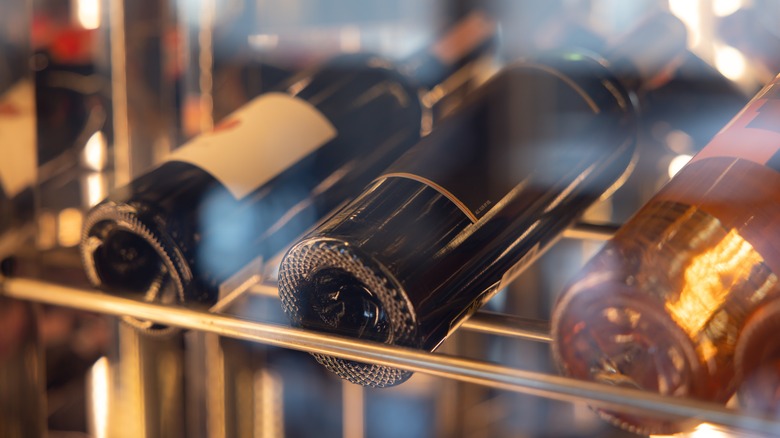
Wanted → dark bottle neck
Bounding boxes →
[400,10,498,91]
[283,53,423,133]
[602,12,688,93]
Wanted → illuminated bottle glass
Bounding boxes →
[551,74,780,434]
[734,299,780,416]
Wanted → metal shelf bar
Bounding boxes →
[462,311,552,342]
[248,282,552,343]
[562,221,619,241]
[5,277,780,436]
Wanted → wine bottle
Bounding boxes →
[80,12,497,311]
[277,52,638,387]
[551,74,780,434]
[734,299,780,416]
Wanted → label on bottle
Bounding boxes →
[167,92,337,199]
[671,74,780,277]
[0,80,36,197]
[690,74,780,171]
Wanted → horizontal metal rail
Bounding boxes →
[4,277,779,436]
[562,221,619,241]
[248,282,553,343]
[463,311,552,342]
[236,218,616,342]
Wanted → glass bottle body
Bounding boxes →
[81,55,425,307]
[279,53,638,387]
[552,77,780,434]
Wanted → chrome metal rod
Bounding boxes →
[4,277,780,436]
[462,311,551,343]
[248,282,553,343]
[562,221,619,241]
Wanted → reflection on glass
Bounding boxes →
[665,228,763,339]
[58,207,84,247]
[668,154,693,178]
[37,211,57,250]
[714,44,748,80]
[553,200,780,434]
[83,131,107,171]
[713,0,745,17]
[88,356,110,438]
[85,171,108,207]
[650,421,738,437]
[73,0,101,30]
[669,0,703,47]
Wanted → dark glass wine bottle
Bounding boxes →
[551,74,780,434]
[277,52,638,387]
[80,12,497,312]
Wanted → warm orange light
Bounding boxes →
[669,0,703,47]
[666,229,765,344]
[58,208,84,247]
[88,357,110,438]
[74,0,101,29]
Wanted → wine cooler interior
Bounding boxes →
[2,0,779,437]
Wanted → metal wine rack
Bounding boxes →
[8,0,780,436]
[3,221,780,437]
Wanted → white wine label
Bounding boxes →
[167,92,337,199]
[691,75,780,171]
[0,79,37,197]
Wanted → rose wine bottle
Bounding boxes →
[551,74,780,434]
[80,12,497,312]
[734,297,780,416]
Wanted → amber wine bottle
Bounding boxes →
[734,299,780,415]
[551,74,780,434]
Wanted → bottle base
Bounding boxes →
[279,237,417,387]
[552,280,705,435]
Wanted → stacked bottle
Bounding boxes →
[277,11,727,387]
[277,54,638,386]
[551,74,780,434]
[79,12,498,320]
[275,13,707,388]
[735,299,780,415]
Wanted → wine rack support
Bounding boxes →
[561,221,619,241]
[248,282,552,342]
[4,276,780,436]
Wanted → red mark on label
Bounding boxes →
[0,103,21,117]
[211,118,241,134]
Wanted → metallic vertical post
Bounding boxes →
[0,298,46,438]
[108,0,131,186]
[102,322,186,438]
[0,0,46,434]
[105,0,190,435]
[342,381,365,438]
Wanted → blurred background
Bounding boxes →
[2,0,779,436]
